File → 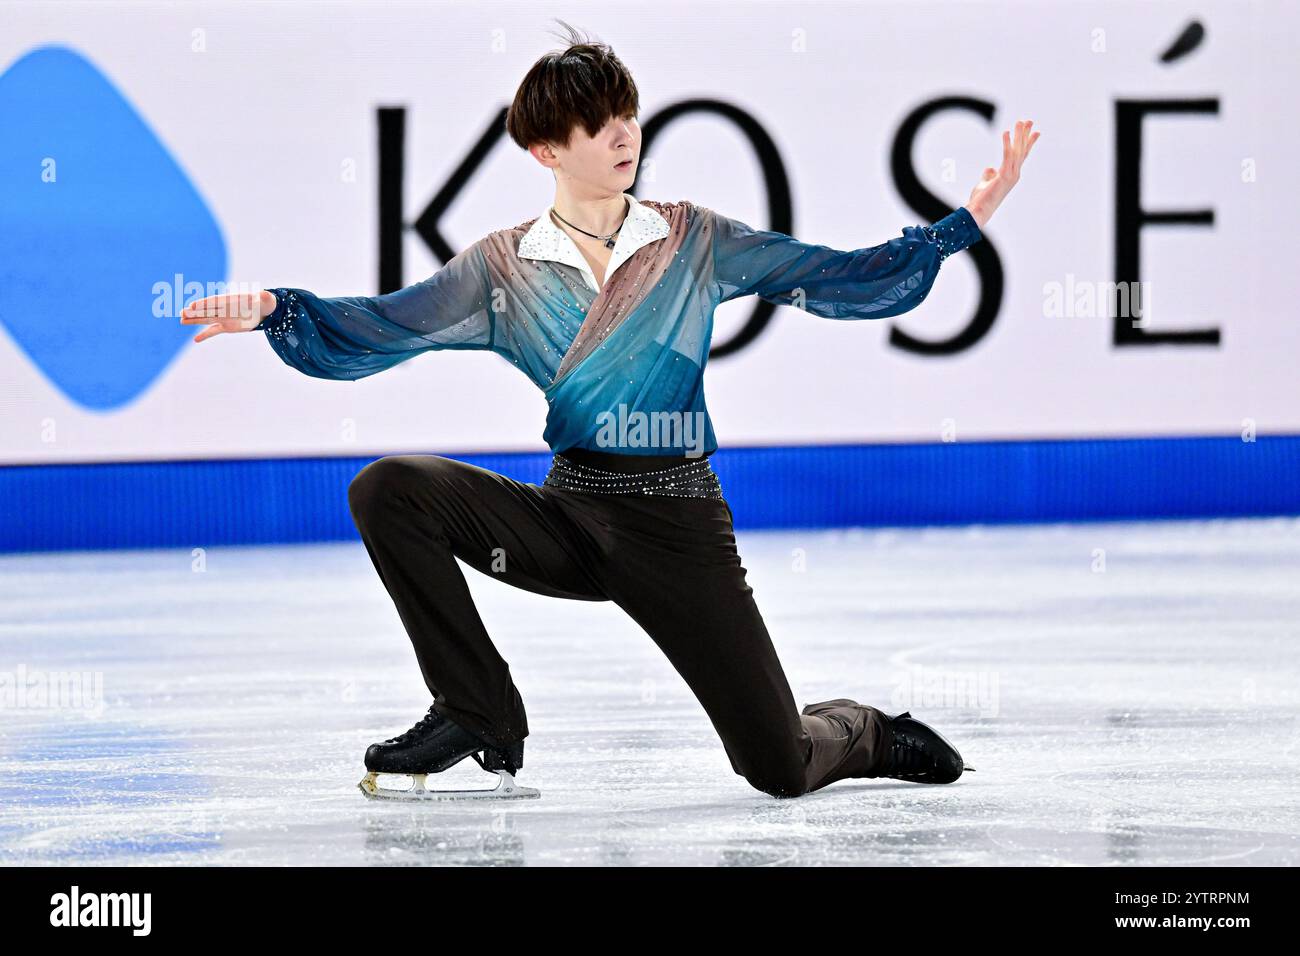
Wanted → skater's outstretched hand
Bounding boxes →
[180,290,278,343]
[964,119,1039,229]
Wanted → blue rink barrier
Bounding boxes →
[1,434,1298,553]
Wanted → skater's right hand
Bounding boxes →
[181,290,278,343]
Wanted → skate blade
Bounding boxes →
[358,770,540,802]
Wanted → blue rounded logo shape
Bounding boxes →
[0,45,227,410]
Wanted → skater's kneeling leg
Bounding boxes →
[743,764,810,799]
[798,700,893,793]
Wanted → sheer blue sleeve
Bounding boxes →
[258,239,496,380]
[706,205,982,319]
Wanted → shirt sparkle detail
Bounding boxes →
[257,198,982,456]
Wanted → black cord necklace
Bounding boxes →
[550,196,630,249]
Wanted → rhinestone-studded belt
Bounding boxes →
[542,453,723,499]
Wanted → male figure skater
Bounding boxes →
[182,24,1038,800]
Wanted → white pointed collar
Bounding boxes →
[517,192,670,293]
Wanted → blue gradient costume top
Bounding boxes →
[259,194,983,457]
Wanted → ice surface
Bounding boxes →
[1,516,1297,866]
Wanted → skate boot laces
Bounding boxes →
[385,704,444,745]
[878,710,970,784]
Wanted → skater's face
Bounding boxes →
[537,112,641,193]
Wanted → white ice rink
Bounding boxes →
[2,516,1298,866]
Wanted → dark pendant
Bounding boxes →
[604,237,617,249]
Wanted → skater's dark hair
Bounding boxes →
[505,19,640,151]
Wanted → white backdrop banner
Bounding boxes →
[0,0,1294,464]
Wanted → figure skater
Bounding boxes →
[181,22,1038,800]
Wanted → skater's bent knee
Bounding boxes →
[349,456,447,518]
[348,459,395,518]
[745,769,808,799]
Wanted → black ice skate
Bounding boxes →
[871,710,975,784]
[358,704,539,801]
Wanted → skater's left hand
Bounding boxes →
[964,119,1039,230]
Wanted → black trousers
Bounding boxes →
[346,450,893,798]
